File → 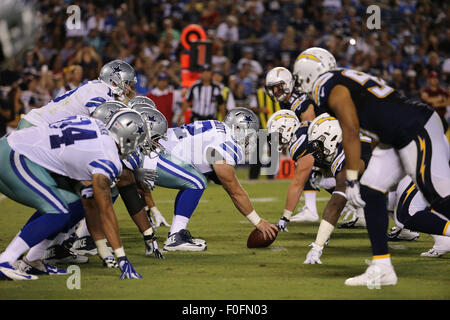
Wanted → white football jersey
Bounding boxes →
[24,80,113,126]
[8,115,122,182]
[160,120,244,174]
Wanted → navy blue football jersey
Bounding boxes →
[288,122,311,161]
[312,68,434,148]
[279,89,320,120]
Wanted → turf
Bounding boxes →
[0,169,449,300]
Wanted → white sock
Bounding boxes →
[0,236,30,263]
[372,254,392,267]
[76,219,91,238]
[432,234,450,251]
[304,191,317,213]
[26,239,53,262]
[169,215,190,235]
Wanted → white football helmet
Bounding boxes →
[265,67,295,102]
[297,47,337,70]
[307,113,342,164]
[267,110,301,151]
[292,57,328,96]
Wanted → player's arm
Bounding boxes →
[284,154,314,214]
[213,161,278,240]
[92,173,142,278]
[328,85,365,207]
[328,85,361,174]
[299,104,316,122]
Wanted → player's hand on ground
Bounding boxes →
[102,255,119,268]
[341,201,357,221]
[152,207,170,227]
[118,256,143,279]
[303,242,324,264]
[256,220,279,240]
[345,179,366,208]
[276,217,289,232]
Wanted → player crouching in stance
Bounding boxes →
[293,49,450,286]
[267,111,371,261]
[135,108,279,251]
[0,110,148,280]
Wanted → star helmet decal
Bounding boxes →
[136,125,144,135]
[113,65,122,74]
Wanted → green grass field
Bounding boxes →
[0,169,449,300]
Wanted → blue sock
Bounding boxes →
[174,189,204,219]
[19,213,70,248]
[360,185,389,257]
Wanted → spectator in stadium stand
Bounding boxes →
[212,69,235,120]
[55,65,83,97]
[178,64,225,125]
[1,85,24,136]
[147,72,183,128]
[420,71,450,132]
[216,15,239,43]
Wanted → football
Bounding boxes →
[247,228,278,248]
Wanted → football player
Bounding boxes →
[387,176,450,257]
[135,108,279,251]
[267,111,372,263]
[0,111,147,280]
[293,50,450,286]
[265,66,320,223]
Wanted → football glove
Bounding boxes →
[341,201,357,222]
[303,242,324,264]
[276,216,290,232]
[118,256,143,280]
[134,168,158,190]
[102,255,118,268]
[345,179,366,208]
[151,207,170,227]
[310,170,322,190]
[144,235,165,259]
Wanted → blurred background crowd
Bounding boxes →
[1,0,449,138]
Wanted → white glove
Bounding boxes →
[276,217,289,232]
[310,170,322,190]
[303,242,324,264]
[151,207,170,227]
[341,202,357,222]
[345,179,366,208]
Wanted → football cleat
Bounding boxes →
[420,247,449,258]
[71,236,98,256]
[44,244,89,265]
[0,262,38,280]
[290,206,319,222]
[338,216,367,229]
[387,227,419,241]
[16,257,68,275]
[163,229,207,252]
[344,260,398,287]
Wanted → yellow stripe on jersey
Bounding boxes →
[443,221,449,236]
[331,151,345,175]
[314,80,322,105]
[418,136,427,184]
[291,99,301,112]
[402,183,417,205]
[296,54,321,62]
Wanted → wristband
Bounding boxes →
[332,191,347,199]
[246,210,262,226]
[150,206,160,214]
[95,239,111,259]
[315,220,335,247]
[114,247,126,258]
[346,169,359,181]
[283,209,293,220]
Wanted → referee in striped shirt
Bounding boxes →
[177,64,225,125]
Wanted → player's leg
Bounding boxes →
[290,178,319,222]
[346,147,404,286]
[156,153,207,251]
[399,112,450,215]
